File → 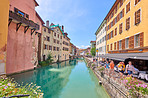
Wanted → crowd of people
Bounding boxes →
[104,60,135,78]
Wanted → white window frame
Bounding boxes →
[134,8,142,26]
[134,0,141,6]
[119,40,122,50]
[126,1,131,14]
[125,16,131,31]
[134,33,140,48]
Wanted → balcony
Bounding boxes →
[9,10,39,30]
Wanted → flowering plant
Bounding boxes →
[121,76,148,96]
[0,77,43,98]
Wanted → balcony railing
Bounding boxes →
[9,10,39,30]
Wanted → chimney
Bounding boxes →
[62,25,64,32]
[46,20,49,27]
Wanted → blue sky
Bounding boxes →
[36,0,116,49]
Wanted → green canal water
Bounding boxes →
[10,59,109,98]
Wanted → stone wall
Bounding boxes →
[84,57,148,98]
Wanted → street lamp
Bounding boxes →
[96,49,98,66]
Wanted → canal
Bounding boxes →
[10,59,109,98]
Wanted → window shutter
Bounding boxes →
[135,11,137,25]
[122,39,125,49]
[114,42,116,50]
[129,36,134,48]
[135,0,137,5]
[117,41,119,50]
[44,44,45,49]
[112,30,114,37]
[140,32,144,47]
[122,8,124,17]
[113,19,115,25]
[109,33,111,39]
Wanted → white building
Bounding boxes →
[95,20,106,60]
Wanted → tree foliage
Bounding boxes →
[91,47,96,57]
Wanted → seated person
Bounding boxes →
[126,61,135,77]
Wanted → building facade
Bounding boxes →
[61,33,70,61]
[7,0,41,74]
[106,0,148,54]
[0,0,9,75]
[95,20,106,56]
[69,43,77,56]
[41,21,53,61]
[49,24,63,62]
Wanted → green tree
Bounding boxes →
[91,47,96,57]
[46,53,54,63]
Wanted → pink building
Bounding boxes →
[7,0,44,74]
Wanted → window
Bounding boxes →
[47,36,50,41]
[57,40,59,44]
[111,21,113,27]
[26,14,29,19]
[54,39,56,43]
[44,28,46,32]
[125,38,129,49]
[108,25,109,30]
[54,33,56,37]
[126,17,130,30]
[120,0,123,7]
[48,29,51,34]
[126,2,130,13]
[119,23,123,34]
[57,47,59,51]
[120,11,123,19]
[111,31,113,38]
[135,34,140,47]
[115,6,117,14]
[61,36,62,39]
[49,46,52,50]
[135,9,141,25]
[107,34,109,40]
[44,44,47,49]
[14,7,25,17]
[119,40,122,50]
[115,17,117,24]
[58,34,59,38]
[115,28,117,36]
[111,12,114,19]
[53,46,56,51]
[135,0,141,5]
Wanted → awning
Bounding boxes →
[99,52,148,61]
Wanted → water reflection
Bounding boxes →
[10,60,78,98]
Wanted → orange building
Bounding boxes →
[105,0,148,54]
[0,0,9,75]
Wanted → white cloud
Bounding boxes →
[77,45,90,49]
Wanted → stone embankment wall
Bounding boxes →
[84,57,129,98]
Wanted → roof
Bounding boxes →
[95,20,106,35]
[105,0,120,20]
[34,0,39,6]
[36,12,45,24]
[90,41,96,43]
[99,52,148,61]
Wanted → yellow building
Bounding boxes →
[106,0,148,54]
[61,33,70,61]
[41,24,53,61]
[0,0,9,75]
